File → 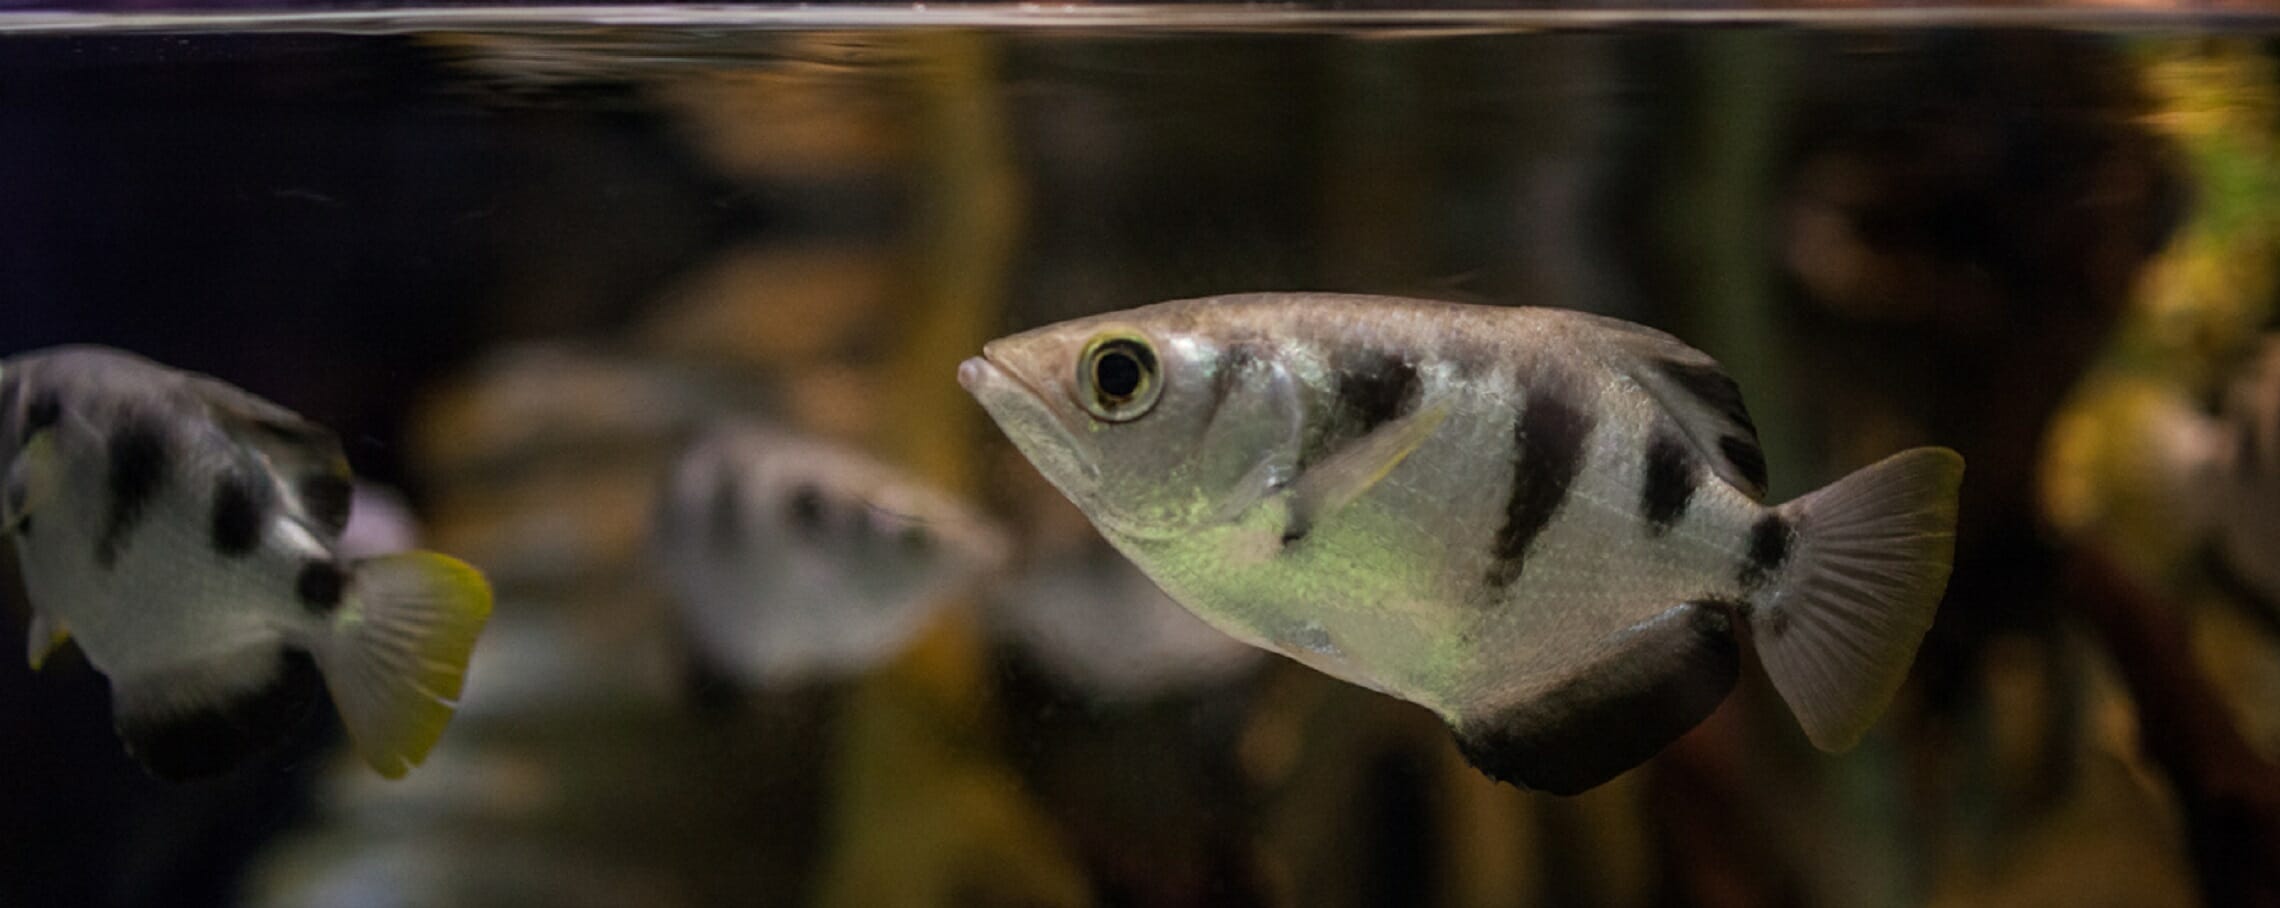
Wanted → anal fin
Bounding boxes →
[1452,601,1739,795]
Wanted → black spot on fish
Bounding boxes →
[22,390,60,442]
[208,474,269,558]
[1334,352,1421,440]
[1717,436,1768,494]
[97,420,171,568]
[708,463,744,557]
[295,560,345,614]
[1738,513,1794,591]
[898,523,933,554]
[1640,432,1698,536]
[787,483,827,536]
[1452,601,1739,795]
[297,474,353,537]
[113,648,324,780]
[1486,382,1595,588]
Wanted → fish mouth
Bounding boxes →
[959,344,1102,487]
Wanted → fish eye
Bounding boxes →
[1078,333,1162,422]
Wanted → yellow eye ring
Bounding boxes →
[1077,332,1162,423]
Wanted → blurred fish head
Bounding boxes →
[962,312,1283,542]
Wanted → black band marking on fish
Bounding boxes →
[1292,349,1422,476]
[209,474,270,558]
[1640,432,1698,536]
[1486,383,1595,588]
[1738,513,1794,591]
[296,560,345,614]
[297,474,353,537]
[1452,601,1739,795]
[1334,352,1421,441]
[23,390,60,442]
[787,483,827,537]
[98,420,172,568]
[114,648,324,780]
[708,461,744,557]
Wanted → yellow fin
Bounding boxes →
[313,551,494,778]
[26,613,70,670]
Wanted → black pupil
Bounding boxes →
[1095,349,1143,399]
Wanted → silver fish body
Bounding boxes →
[653,421,1010,689]
[961,293,1963,794]
[0,346,493,779]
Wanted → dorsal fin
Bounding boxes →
[1564,311,1769,500]
[183,376,355,536]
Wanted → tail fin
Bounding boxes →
[311,551,493,778]
[1753,447,1963,752]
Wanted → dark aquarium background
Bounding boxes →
[1,8,2276,907]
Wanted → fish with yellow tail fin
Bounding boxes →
[0,346,493,780]
[960,293,1963,794]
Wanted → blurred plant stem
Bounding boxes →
[815,29,1088,908]
[2066,547,2280,908]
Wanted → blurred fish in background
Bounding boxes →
[984,452,1263,704]
[655,420,1010,696]
[249,343,841,908]
[2202,339,2280,621]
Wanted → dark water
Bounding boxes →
[0,10,2273,907]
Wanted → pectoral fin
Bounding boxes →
[1278,401,1450,540]
[26,613,70,670]
[3,431,59,536]
[1207,358,1307,524]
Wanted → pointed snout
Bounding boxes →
[956,355,994,395]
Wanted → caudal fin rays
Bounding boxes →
[1751,447,1963,752]
[310,550,493,778]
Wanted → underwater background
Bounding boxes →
[3,6,2279,907]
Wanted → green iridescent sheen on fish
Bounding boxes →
[961,293,1963,794]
